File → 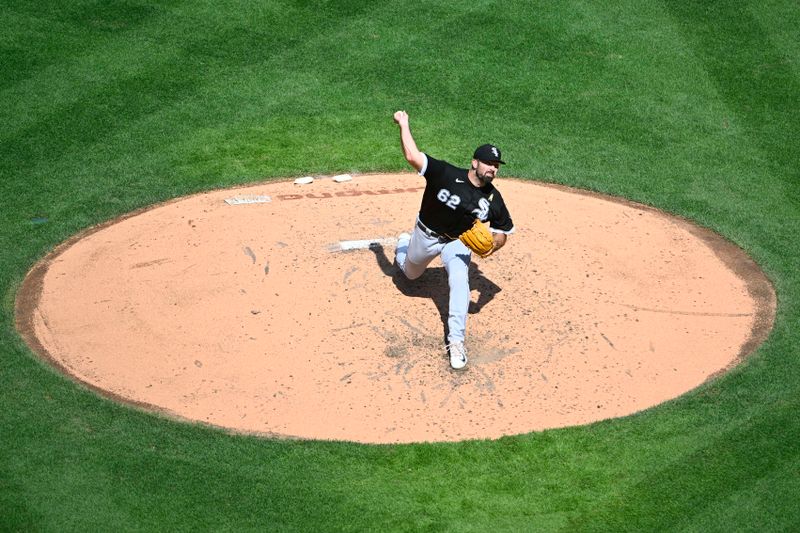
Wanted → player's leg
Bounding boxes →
[441,240,472,342]
[396,224,441,280]
[441,240,472,368]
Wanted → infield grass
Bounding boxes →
[2,0,799,530]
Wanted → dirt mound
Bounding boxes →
[16,174,775,443]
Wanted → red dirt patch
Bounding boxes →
[15,173,775,443]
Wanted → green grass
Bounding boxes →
[2,0,799,530]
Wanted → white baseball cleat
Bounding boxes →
[447,341,468,370]
[394,232,412,273]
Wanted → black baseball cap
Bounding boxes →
[473,143,506,164]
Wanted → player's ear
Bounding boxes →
[471,159,478,170]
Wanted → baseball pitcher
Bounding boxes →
[392,110,515,369]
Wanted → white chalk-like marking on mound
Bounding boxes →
[224,195,272,205]
[330,237,397,252]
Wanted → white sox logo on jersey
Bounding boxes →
[473,197,490,220]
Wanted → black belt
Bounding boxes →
[417,220,455,243]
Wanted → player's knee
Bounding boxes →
[401,261,425,280]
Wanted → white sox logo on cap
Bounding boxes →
[473,143,506,164]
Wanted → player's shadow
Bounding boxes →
[368,244,501,341]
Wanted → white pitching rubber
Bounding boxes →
[330,237,397,252]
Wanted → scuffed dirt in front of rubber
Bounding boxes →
[15,174,776,443]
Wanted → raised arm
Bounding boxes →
[393,110,425,172]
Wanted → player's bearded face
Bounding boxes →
[474,160,499,184]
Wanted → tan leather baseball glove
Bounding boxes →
[459,219,494,258]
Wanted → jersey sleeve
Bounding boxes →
[490,190,515,234]
[421,154,447,180]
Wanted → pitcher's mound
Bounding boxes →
[16,174,775,443]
